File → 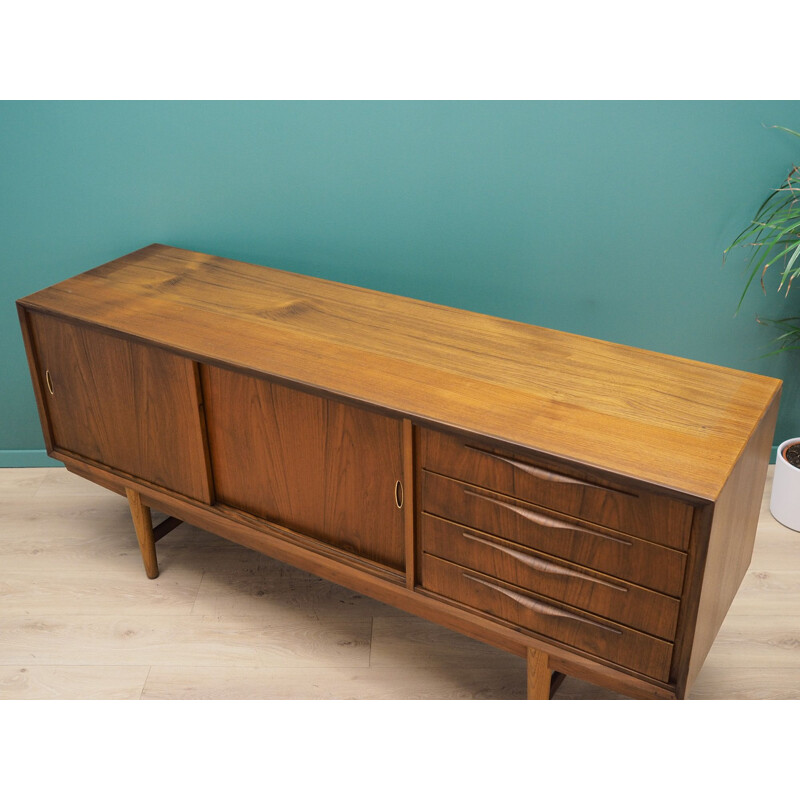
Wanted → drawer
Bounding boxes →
[421,471,686,597]
[419,428,693,551]
[420,554,673,681]
[419,514,680,640]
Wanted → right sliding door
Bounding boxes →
[200,364,405,571]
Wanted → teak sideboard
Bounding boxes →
[17,245,782,699]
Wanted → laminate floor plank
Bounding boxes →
[0,465,798,699]
[35,468,117,497]
[689,668,800,700]
[0,495,141,572]
[0,468,48,498]
[0,499,282,575]
[0,614,372,668]
[699,615,800,670]
[190,568,408,619]
[748,533,800,571]
[551,676,628,700]
[0,665,150,700]
[0,569,202,615]
[141,665,526,700]
[369,615,524,671]
[0,493,129,532]
[727,570,800,615]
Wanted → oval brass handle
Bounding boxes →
[395,480,404,509]
[45,369,54,396]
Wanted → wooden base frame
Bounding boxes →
[126,487,564,700]
[77,455,676,699]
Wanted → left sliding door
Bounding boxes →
[25,311,212,503]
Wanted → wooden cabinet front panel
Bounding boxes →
[419,515,680,640]
[28,312,212,502]
[420,553,673,682]
[420,428,693,551]
[201,365,405,570]
[421,471,686,596]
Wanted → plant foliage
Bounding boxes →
[725,126,800,353]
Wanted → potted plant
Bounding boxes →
[725,125,800,531]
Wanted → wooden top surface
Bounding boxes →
[19,244,782,500]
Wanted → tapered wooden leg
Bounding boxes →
[527,647,552,699]
[126,488,159,579]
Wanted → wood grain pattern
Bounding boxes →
[13,245,782,700]
[681,395,781,695]
[27,311,212,503]
[420,471,686,596]
[527,647,552,700]
[419,553,673,681]
[419,514,679,639]
[201,364,405,570]
[420,427,693,549]
[16,244,782,499]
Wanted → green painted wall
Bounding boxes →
[2,101,799,466]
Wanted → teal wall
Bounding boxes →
[3,101,800,466]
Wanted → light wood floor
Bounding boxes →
[1,466,798,700]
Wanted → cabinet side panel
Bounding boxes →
[684,391,780,694]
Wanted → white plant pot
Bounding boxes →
[770,437,800,532]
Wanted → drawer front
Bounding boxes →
[421,471,686,597]
[420,428,692,551]
[419,514,680,640]
[420,554,673,682]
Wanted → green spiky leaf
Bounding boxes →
[727,126,800,354]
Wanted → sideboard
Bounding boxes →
[17,245,781,699]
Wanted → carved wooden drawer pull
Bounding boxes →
[461,531,627,592]
[463,489,631,545]
[463,572,623,635]
[465,445,634,497]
